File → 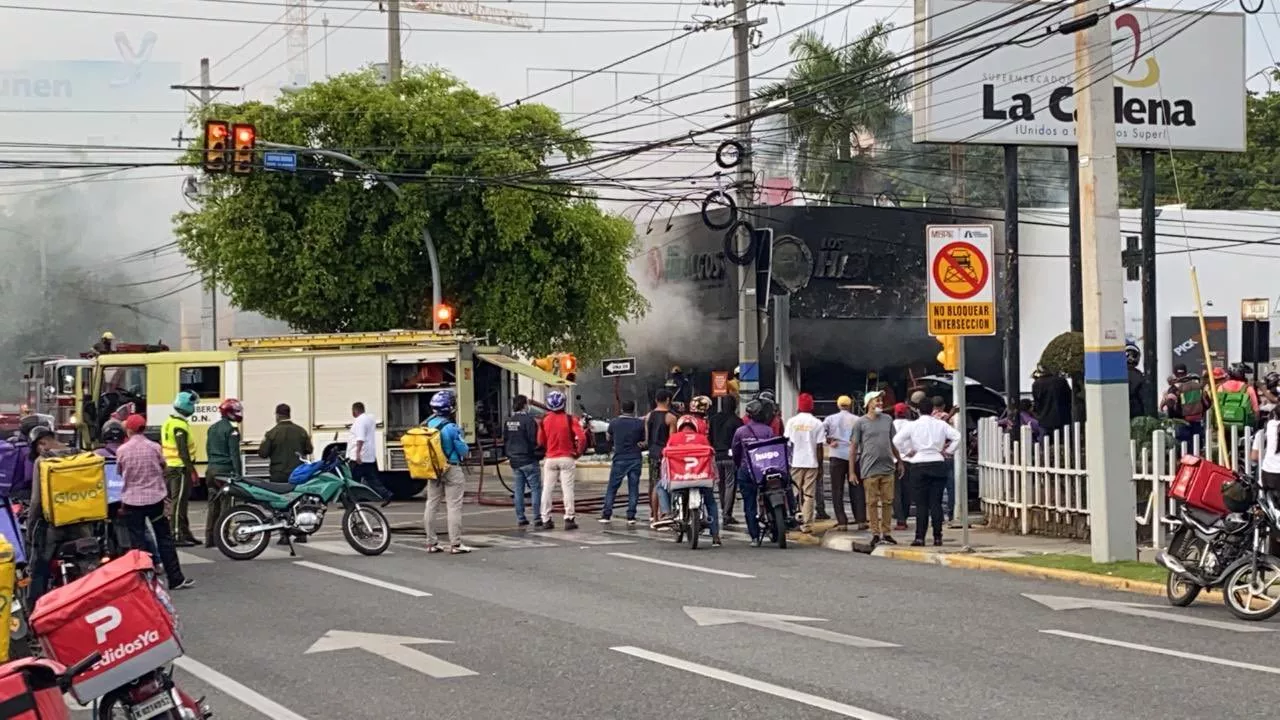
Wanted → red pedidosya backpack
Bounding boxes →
[0,658,72,720]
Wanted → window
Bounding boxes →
[180,366,221,399]
[103,366,147,398]
[57,366,76,395]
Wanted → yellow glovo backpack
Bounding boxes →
[39,452,109,527]
[401,422,448,481]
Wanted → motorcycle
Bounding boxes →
[213,451,391,560]
[671,488,710,549]
[94,665,211,720]
[755,467,795,549]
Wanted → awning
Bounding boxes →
[477,353,572,387]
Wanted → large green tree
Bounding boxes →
[175,67,644,361]
[1118,84,1280,209]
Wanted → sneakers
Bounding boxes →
[598,517,612,524]
[626,519,637,527]
[171,578,196,590]
[564,518,579,531]
[534,520,545,530]
[749,538,763,547]
[449,544,472,554]
[881,535,899,545]
[870,534,881,546]
[518,519,530,527]
[425,545,445,553]
[712,537,723,547]
[933,538,943,547]
[911,539,925,547]
[543,519,555,530]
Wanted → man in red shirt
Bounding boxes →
[537,390,587,531]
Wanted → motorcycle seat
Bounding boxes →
[55,537,102,560]
[1184,506,1224,527]
[239,478,298,495]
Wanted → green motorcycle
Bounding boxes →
[214,453,392,560]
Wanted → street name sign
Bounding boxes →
[263,150,298,172]
[926,224,996,337]
[601,357,636,378]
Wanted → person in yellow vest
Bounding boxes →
[161,391,201,547]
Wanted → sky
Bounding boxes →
[0,0,1274,357]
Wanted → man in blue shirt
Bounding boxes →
[423,391,471,554]
[600,400,645,525]
[823,395,865,531]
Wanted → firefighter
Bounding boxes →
[205,398,243,548]
[161,391,201,547]
[92,331,115,355]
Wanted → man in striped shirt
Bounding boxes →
[116,414,193,590]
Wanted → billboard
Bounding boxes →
[911,0,1246,151]
[1170,315,1228,377]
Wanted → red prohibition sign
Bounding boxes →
[931,241,988,300]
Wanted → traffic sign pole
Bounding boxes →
[954,336,969,551]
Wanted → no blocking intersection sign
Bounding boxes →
[926,225,995,336]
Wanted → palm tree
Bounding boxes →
[757,22,907,204]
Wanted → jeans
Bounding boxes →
[716,458,737,518]
[121,501,186,586]
[910,461,949,541]
[540,456,577,522]
[351,461,390,499]
[425,465,466,547]
[602,457,642,520]
[510,462,542,523]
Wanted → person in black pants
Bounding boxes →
[892,411,960,546]
[709,397,742,525]
[910,461,949,545]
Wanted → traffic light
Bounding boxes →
[203,120,229,173]
[561,354,577,383]
[231,123,256,175]
[433,304,453,331]
[532,357,554,374]
[936,335,959,371]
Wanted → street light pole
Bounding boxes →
[262,141,443,328]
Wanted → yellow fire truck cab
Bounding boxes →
[83,330,571,498]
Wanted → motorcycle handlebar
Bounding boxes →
[59,652,102,690]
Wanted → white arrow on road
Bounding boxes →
[305,630,479,678]
[1023,593,1273,633]
[683,607,899,648]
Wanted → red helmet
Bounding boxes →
[219,398,244,422]
[676,414,700,431]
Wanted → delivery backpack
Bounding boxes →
[1219,389,1256,427]
[1177,379,1206,419]
[0,439,22,497]
[38,452,108,527]
[402,420,449,481]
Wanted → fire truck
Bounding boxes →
[22,355,93,447]
[81,330,572,498]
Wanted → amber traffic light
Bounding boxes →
[936,336,959,371]
[562,354,577,382]
[203,120,229,173]
[231,123,256,175]
[433,304,453,331]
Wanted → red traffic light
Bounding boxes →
[433,304,453,330]
[562,355,576,373]
[231,123,256,175]
[235,126,254,144]
[203,120,230,173]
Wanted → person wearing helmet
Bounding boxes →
[26,424,95,606]
[1125,341,1149,419]
[536,390,586,531]
[92,331,115,356]
[689,395,712,436]
[423,390,472,553]
[5,414,47,503]
[161,390,201,547]
[731,398,778,546]
[759,390,783,436]
[204,398,244,548]
[659,414,722,546]
[1217,362,1260,430]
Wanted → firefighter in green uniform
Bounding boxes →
[161,391,201,547]
[205,398,244,548]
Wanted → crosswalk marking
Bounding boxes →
[464,534,559,549]
[177,550,214,565]
[539,532,636,546]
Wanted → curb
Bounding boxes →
[867,546,1219,605]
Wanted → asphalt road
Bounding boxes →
[65,501,1280,719]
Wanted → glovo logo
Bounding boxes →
[1115,13,1159,89]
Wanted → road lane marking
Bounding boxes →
[293,561,432,597]
[306,630,478,679]
[465,534,558,549]
[1024,593,1272,633]
[304,541,393,556]
[174,657,312,720]
[684,606,899,648]
[611,646,900,719]
[606,552,755,578]
[1042,630,1280,675]
[539,533,636,546]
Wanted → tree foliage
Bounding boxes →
[174,67,645,361]
[1117,86,1280,209]
[1038,331,1084,376]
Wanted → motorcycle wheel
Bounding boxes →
[216,505,271,560]
[688,513,701,550]
[342,505,391,556]
[771,505,788,549]
[1164,527,1205,607]
[1224,554,1280,621]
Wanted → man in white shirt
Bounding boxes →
[893,410,960,547]
[348,401,391,505]
[785,393,826,533]
[823,395,865,531]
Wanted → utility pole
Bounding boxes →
[388,0,402,82]
[171,58,239,350]
[1074,1,1136,562]
[732,0,761,404]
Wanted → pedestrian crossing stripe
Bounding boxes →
[538,533,636,546]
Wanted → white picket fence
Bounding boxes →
[976,417,1260,547]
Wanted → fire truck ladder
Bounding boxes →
[227,330,467,351]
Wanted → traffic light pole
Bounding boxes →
[261,141,443,330]
[172,59,239,350]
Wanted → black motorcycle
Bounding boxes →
[1157,477,1280,620]
[754,468,796,549]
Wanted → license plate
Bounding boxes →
[129,692,176,720]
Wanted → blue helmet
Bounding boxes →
[430,390,456,414]
[172,391,197,417]
[545,391,566,412]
